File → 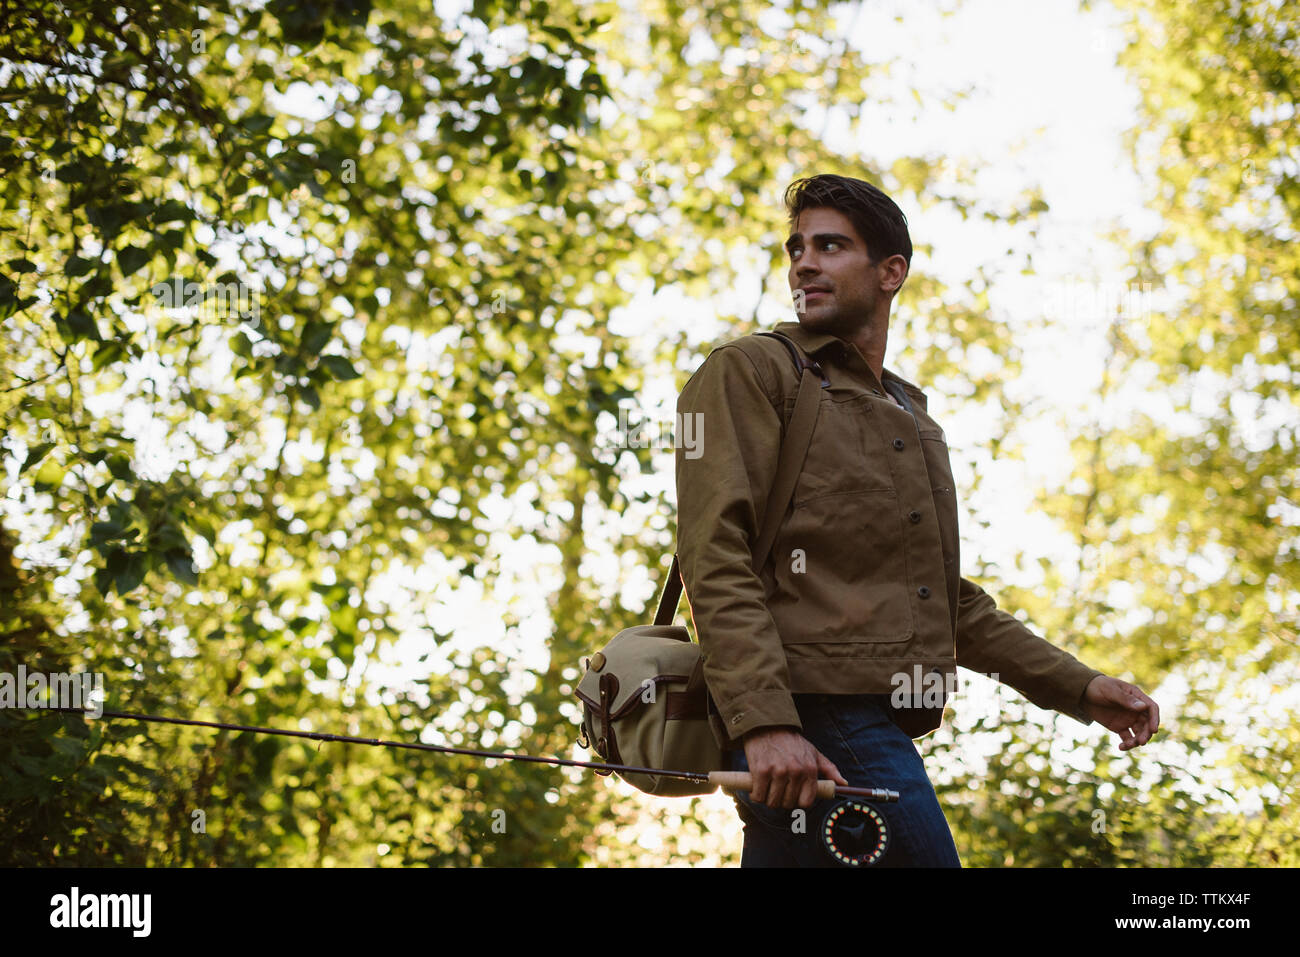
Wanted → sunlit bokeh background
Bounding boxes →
[2,0,1294,866]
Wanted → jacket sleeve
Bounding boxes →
[674,344,802,740]
[954,576,1104,725]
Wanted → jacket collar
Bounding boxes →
[770,321,924,398]
[770,320,844,357]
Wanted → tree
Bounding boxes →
[929,0,1298,867]
[3,0,1017,865]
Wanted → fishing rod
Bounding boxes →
[37,706,900,864]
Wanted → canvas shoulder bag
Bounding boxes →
[574,331,830,796]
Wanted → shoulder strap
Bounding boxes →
[882,376,915,416]
[655,331,827,625]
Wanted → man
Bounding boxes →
[673,173,1160,867]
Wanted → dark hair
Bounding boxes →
[784,174,912,267]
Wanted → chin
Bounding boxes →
[796,310,840,331]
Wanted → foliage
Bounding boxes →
[7,0,1289,869]
[930,0,1298,868]
[0,0,994,865]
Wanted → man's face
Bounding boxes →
[785,206,886,337]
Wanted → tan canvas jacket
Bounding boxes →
[674,321,1104,742]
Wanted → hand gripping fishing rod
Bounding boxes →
[39,707,901,864]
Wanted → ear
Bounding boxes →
[880,254,909,295]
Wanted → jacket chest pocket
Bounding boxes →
[918,428,956,492]
[785,392,894,505]
[920,428,961,570]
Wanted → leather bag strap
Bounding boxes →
[654,331,826,626]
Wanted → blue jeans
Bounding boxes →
[726,693,962,867]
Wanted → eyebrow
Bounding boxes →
[784,231,855,252]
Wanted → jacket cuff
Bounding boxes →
[716,690,802,740]
[1058,664,1106,726]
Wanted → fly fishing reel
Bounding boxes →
[821,799,890,867]
[710,772,898,866]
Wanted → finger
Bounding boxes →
[749,768,769,805]
[787,764,816,809]
[764,769,789,809]
[790,774,811,811]
[1127,695,1155,744]
[815,750,848,786]
[1113,681,1141,707]
[1137,702,1157,744]
[789,769,812,810]
[777,773,801,810]
[1109,684,1159,744]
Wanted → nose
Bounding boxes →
[795,247,822,277]
[794,266,821,295]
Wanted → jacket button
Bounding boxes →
[909,510,921,523]
[892,438,905,450]
[918,586,931,599]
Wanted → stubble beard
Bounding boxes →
[796,296,866,340]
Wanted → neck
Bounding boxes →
[796,304,892,383]
[844,324,887,383]
[837,304,890,383]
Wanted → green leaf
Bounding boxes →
[114,551,146,594]
[301,320,331,356]
[106,453,133,481]
[241,113,275,134]
[164,551,199,585]
[90,521,126,546]
[86,203,130,240]
[20,442,55,475]
[92,340,125,371]
[32,457,66,491]
[93,565,113,597]
[540,24,575,44]
[60,308,100,343]
[319,355,360,380]
[55,159,89,183]
[152,200,192,224]
[151,525,189,551]
[65,255,97,277]
[187,514,217,544]
[117,245,151,277]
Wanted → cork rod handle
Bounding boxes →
[708,770,838,800]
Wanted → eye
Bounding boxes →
[823,240,841,252]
